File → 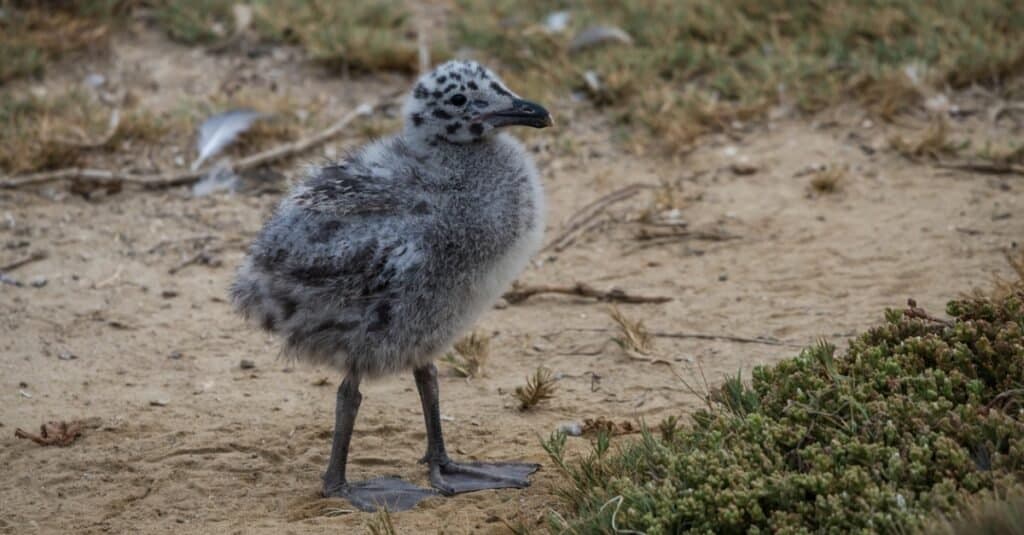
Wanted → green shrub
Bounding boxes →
[546,287,1024,533]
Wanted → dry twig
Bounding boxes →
[935,161,1024,176]
[562,326,792,347]
[503,281,671,304]
[544,183,653,252]
[634,227,739,242]
[0,250,47,272]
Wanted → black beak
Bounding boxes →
[482,98,553,129]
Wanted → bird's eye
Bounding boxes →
[472,99,489,109]
[449,94,467,106]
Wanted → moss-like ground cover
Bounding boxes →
[545,286,1024,533]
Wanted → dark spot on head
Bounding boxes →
[469,123,484,136]
[432,90,443,99]
[432,108,452,119]
[490,82,511,97]
[411,113,424,126]
[444,83,456,93]
[450,72,462,81]
[467,81,478,90]
[436,75,447,83]
[413,200,430,214]
[368,302,391,332]
[449,94,467,106]
[445,122,462,134]
[413,84,428,99]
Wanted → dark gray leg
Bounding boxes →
[413,363,539,495]
[322,373,435,512]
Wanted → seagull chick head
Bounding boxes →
[402,60,552,145]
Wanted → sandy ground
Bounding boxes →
[1,24,1022,535]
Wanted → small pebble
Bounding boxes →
[30,276,47,288]
[150,399,169,407]
[58,350,77,361]
[718,273,729,282]
[168,351,183,360]
[558,421,583,436]
[239,359,256,369]
[161,290,179,299]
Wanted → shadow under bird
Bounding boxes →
[231,60,553,512]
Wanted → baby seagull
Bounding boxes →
[231,60,552,512]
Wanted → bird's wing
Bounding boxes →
[246,162,425,303]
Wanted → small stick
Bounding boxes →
[0,250,47,272]
[649,330,789,346]
[0,100,384,190]
[561,327,793,347]
[543,183,653,252]
[634,227,740,242]
[935,161,1024,176]
[503,281,671,304]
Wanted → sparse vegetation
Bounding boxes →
[545,268,1024,532]
[0,1,121,84]
[455,0,1024,152]
[515,366,557,411]
[253,0,433,73]
[890,116,966,160]
[0,89,108,174]
[808,164,846,195]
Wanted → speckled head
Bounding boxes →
[402,60,553,145]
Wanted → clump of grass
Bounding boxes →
[608,306,653,356]
[890,116,967,160]
[0,1,123,83]
[366,508,396,535]
[515,366,556,411]
[0,89,109,173]
[547,267,1024,532]
[442,331,490,379]
[155,0,236,45]
[808,164,846,195]
[932,488,1024,535]
[454,0,1024,152]
[254,0,438,73]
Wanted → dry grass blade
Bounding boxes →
[890,116,963,160]
[443,331,490,378]
[367,507,397,534]
[515,367,556,411]
[608,306,653,356]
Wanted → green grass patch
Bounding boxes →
[453,0,1024,152]
[544,277,1024,532]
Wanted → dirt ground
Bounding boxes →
[2,25,1022,535]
